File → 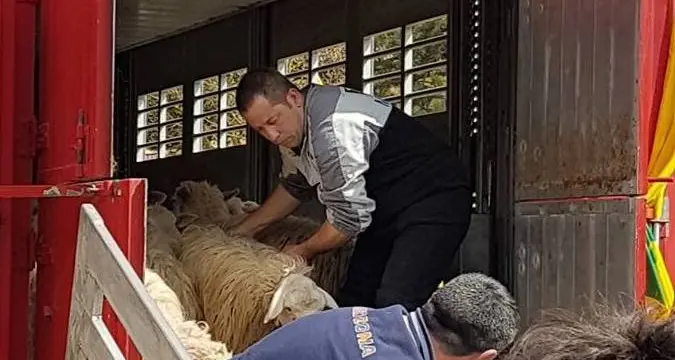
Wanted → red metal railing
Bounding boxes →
[0,180,147,360]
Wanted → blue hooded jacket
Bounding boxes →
[231,305,434,360]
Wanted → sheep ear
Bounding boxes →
[222,187,240,200]
[174,183,191,201]
[319,287,339,310]
[176,213,199,230]
[264,274,296,324]
[148,190,167,205]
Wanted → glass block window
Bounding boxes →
[136,85,184,162]
[192,67,248,153]
[277,42,347,89]
[362,15,448,117]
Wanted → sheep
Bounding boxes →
[146,190,204,321]
[250,213,354,297]
[176,221,338,354]
[147,190,184,256]
[171,180,353,297]
[143,267,232,360]
[171,180,242,227]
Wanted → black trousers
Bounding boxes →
[336,187,472,311]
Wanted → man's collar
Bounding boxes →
[403,308,435,360]
[290,85,313,156]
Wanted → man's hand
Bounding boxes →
[282,243,313,261]
[284,221,352,261]
[231,185,301,237]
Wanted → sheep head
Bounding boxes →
[172,180,240,224]
[263,273,339,326]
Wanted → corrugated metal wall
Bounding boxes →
[514,0,641,324]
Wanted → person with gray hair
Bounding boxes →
[231,272,520,360]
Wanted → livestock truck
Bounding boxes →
[1,0,673,358]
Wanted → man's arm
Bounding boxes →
[234,184,301,236]
[234,149,315,236]
[292,111,380,259]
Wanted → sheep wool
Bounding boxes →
[144,268,232,360]
[146,247,204,321]
[146,199,204,321]
[148,202,183,256]
[178,224,337,354]
[172,180,239,226]
[254,214,354,297]
[171,180,354,298]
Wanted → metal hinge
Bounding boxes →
[36,121,48,152]
[17,116,37,158]
[75,109,89,178]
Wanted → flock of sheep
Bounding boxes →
[27,180,355,359]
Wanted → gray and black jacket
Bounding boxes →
[278,85,471,239]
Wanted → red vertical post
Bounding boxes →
[638,0,673,304]
[36,0,125,358]
[37,0,113,182]
[12,0,37,359]
[95,180,146,360]
[638,0,671,176]
[1,0,36,358]
[0,1,18,359]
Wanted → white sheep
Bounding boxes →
[170,180,353,297]
[249,212,354,297]
[147,190,184,255]
[144,267,232,360]
[176,220,338,354]
[146,191,204,321]
[171,181,242,227]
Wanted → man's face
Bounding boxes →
[242,89,305,148]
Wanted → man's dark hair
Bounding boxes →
[503,304,675,360]
[235,67,299,113]
[420,273,520,356]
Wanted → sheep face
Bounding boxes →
[148,204,182,241]
[171,180,239,224]
[263,273,339,326]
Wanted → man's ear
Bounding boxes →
[286,88,303,108]
[476,349,498,360]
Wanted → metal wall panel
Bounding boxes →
[115,0,274,52]
[123,13,259,200]
[514,198,637,326]
[515,0,640,200]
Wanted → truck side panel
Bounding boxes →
[515,0,639,201]
[514,0,643,323]
[514,198,637,324]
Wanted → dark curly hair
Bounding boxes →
[503,304,675,360]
